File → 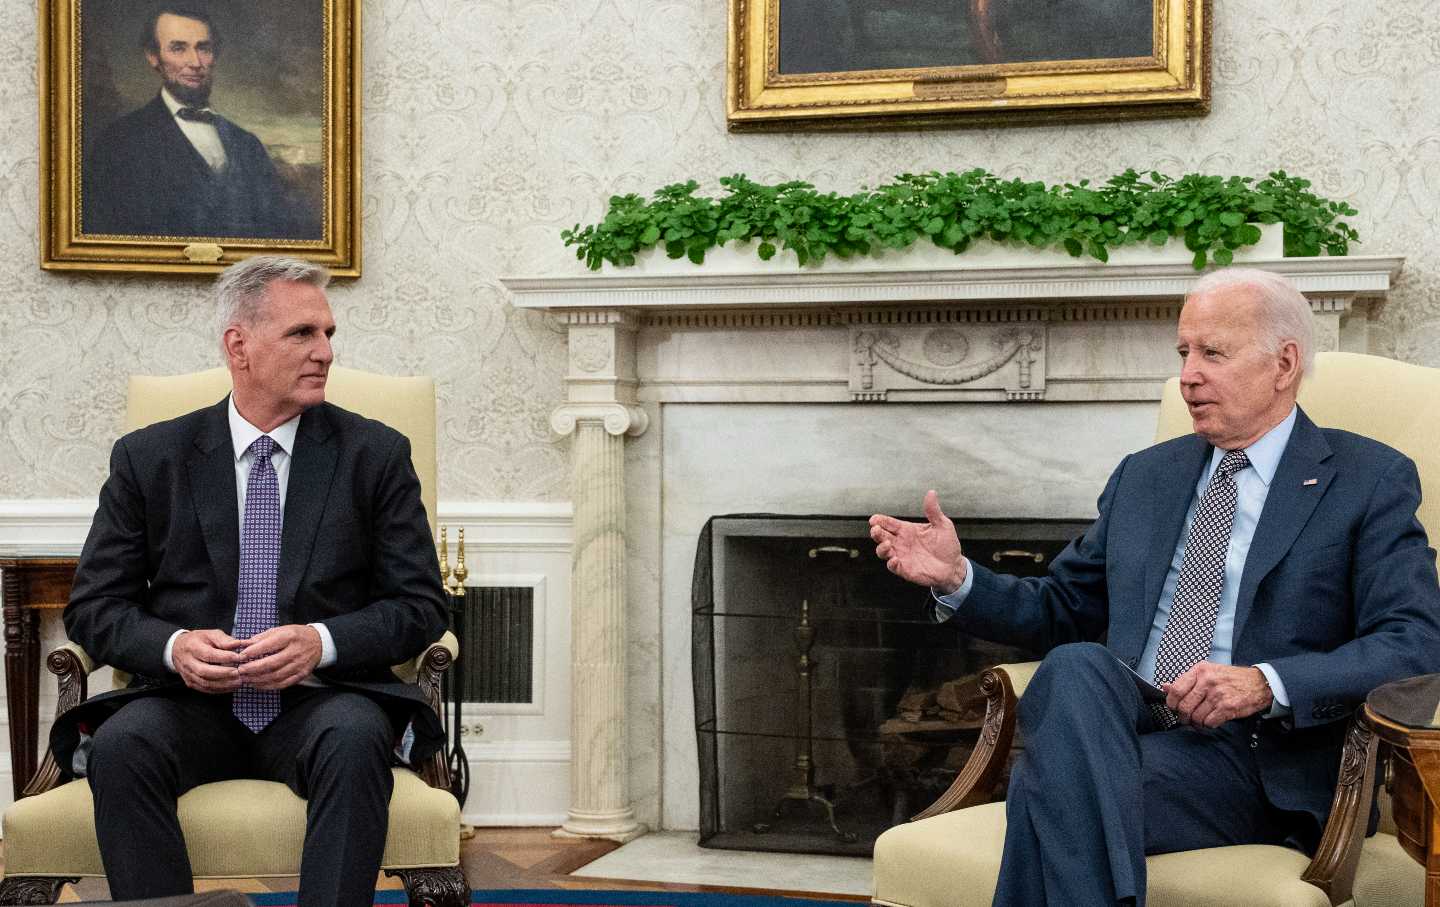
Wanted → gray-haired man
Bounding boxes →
[54,257,447,907]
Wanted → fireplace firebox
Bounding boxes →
[691,514,1089,856]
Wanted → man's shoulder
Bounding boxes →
[311,401,408,447]
[95,97,169,144]
[1315,426,1412,470]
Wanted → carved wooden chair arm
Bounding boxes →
[1299,713,1379,907]
[21,642,101,798]
[911,661,1040,821]
[407,631,459,792]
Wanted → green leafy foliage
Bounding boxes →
[560,169,1359,271]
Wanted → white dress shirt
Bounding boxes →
[934,407,1299,717]
[160,87,227,173]
[162,396,336,674]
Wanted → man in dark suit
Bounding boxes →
[870,268,1440,906]
[82,7,317,239]
[53,256,447,907]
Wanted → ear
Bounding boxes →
[144,50,160,70]
[1274,339,1302,392]
[222,325,247,370]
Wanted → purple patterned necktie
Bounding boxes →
[1150,448,1250,729]
[234,435,282,732]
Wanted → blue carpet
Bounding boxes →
[249,889,860,906]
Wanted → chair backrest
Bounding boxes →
[126,365,438,532]
[1156,351,1440,562]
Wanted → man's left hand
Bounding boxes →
[1163,662,1272,728]
[236,624,323,691]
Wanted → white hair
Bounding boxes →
[1185,267,1315,377]
[214,256,330,340]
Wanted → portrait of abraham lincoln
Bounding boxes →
[79,0,325,241]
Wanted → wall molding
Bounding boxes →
[0,500,573,558]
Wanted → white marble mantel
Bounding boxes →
[500,251,1404,834]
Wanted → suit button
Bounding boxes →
[1249,732,1259,750]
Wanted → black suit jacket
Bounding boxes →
[52,398,448,776]
[82,94,318,239]
[957,408,1440,844]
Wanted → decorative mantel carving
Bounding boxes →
[853,326,1045,402]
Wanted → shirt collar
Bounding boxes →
[228,395,301,461]
[1207,405,1297,487]
[160,87,215,119]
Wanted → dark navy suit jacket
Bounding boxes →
[82,94,317,239]
[955,407,1440,836]
[51,399,448,778]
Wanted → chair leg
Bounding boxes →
[0,877,75,905]
[385,866,468,907]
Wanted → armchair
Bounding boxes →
[872,352,1440,907]
[0,367,468,907]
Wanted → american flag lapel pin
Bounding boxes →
[1302,478,1318,486]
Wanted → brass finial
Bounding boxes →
[452,528,468,592]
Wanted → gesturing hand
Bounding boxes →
[869,490,967,594]
[172,628,247,693]
[236,624,324,691]
[1163,662,1273,728]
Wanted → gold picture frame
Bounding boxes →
[40,0,361,276]
[727,0,1209,131]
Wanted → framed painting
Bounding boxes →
[40,0,360,275]
[727,0,1210,130]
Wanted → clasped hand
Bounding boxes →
[869,490,968,594]
[1163,662,1273,728]
[172,625,323,693]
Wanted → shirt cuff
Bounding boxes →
[310,622,337,668]
[1255,662,1292,718]
[163,629,188,672]
[929,558,974,622]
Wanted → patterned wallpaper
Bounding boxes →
[2,0,1438,501]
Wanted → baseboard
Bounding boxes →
[460,740,571,826]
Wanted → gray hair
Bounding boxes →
[215,256,330,340]
[1185,267,1315,378]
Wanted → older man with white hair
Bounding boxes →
[53,256,447,907]
[871,268,1440,906]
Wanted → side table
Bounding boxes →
[0,558,77,799]
[1366,674,1440,905]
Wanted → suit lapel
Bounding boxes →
[276,405,338,622]
[187,399,240,617]
[145,94,217,184]
[1232,408,1334,642]
[1142,437,1212,616]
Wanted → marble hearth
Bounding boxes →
[501,251,1404,837]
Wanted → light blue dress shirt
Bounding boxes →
[934,406,1298,716]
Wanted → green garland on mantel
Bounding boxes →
[561,169,1359,272]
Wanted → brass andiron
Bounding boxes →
[439,526,468,596]
[766,545,859,843]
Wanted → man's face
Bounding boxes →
[227,281,335,427]
[1175,285,1299,450]
[146,13,215,106]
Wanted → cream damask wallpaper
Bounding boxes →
[2,0,1438,501]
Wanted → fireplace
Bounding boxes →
[502,253,1400,838]
[691,514,1088,855]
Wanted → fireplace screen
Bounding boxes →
[692,514,1086,856]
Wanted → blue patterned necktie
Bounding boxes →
[1150,448,1251,728]
[234,435,282,732]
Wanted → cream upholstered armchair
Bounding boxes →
[872,352,1440,907]
[0,366,467,907]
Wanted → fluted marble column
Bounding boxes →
[552,310,647,841]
